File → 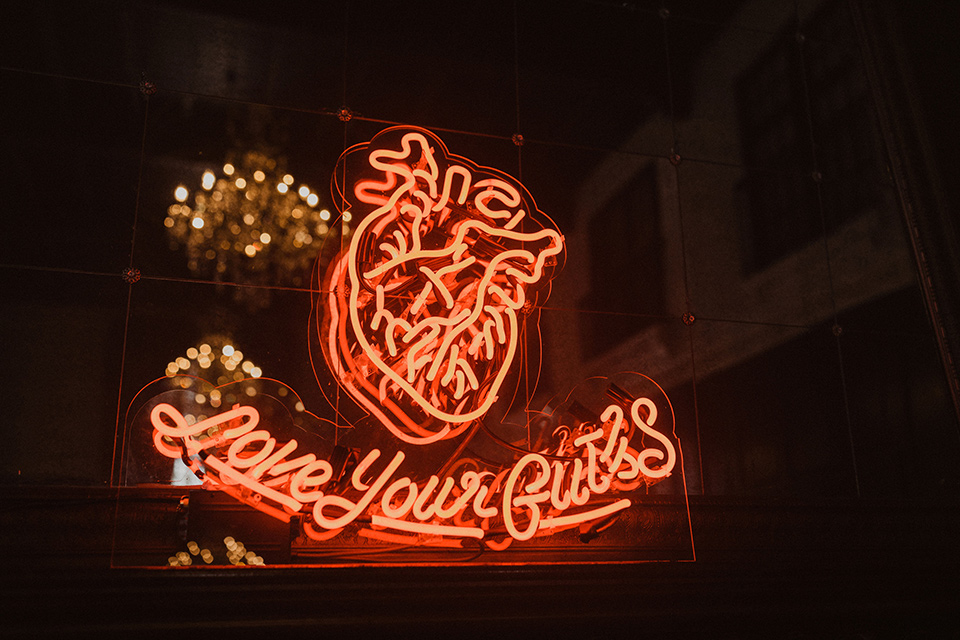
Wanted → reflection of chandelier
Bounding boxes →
[165,150,351,291]
[165,337,261,389]
[162,335,307,416]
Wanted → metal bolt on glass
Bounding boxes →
[122,267,141,283]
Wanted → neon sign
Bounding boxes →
[320,127,564,444]
[136,126,690,559]
[149,391,675,543]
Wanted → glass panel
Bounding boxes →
[679,160,833,325]
[1,71,142,274]
[117,277,324,484]
[669,18,808,169]
[539,307,701,495]
[517,2,673,157]
[838,291,960,497]
[0,269,128,485]
[665,0,795,34]
[0,1,346,110]
[345,1,516,135]
[692,319,857,497]
[799,0,860,45]
[133,92,346,290]
[522,144,685,354]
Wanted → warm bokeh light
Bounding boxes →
[201,171,216,190]
[163,338,264,392]
[165,150,352,300]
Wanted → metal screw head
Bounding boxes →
[139,79,157,96]
[682,312,696,326]
[832,324,843,337]
[659,7,670,19]
[811,171,823,183]
[122,267,141,284]
[336,106,353,122]
[511,133,525,147]
[669,153,682,166]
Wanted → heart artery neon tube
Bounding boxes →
[321,127,565,445]
[150,398,676,544]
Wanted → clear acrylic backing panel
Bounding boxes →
[112,125,695,567]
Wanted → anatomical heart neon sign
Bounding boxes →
[126,126,694,564]
[320,127,564,444]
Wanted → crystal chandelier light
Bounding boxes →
[165,150,351,294]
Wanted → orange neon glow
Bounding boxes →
[319,126,565,444]
[140,127,688,556]
[149,395,677,545]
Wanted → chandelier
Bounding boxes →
[165,150,351,299]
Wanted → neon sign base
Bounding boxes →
[110,488,694,568]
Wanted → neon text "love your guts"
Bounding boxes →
[151,398,676,544]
